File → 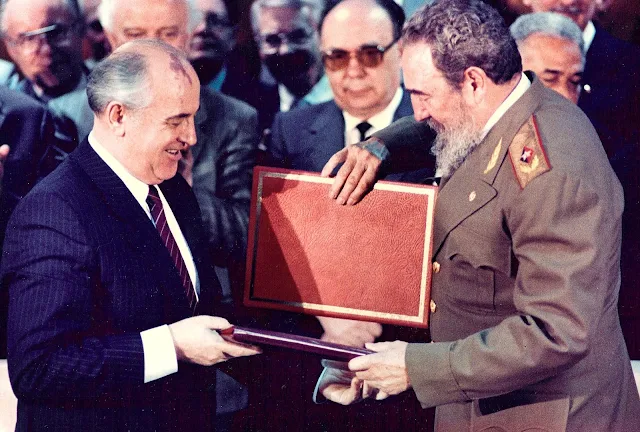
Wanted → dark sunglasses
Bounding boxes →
[321,39,398,71]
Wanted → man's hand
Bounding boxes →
[321,142,384,205]
[317,316,382,348]
[0,144,10,196]
[168,315,261,366]
[317,367,364,405]
[349,340,410,397]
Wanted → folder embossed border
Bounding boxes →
[244,167,437,328]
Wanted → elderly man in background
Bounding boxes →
[2,39,260,432]
[317,1,640,430]
[251,0,332,133]
[511,12,584,104]
[0,0,87,145]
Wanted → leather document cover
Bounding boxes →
[245,167,437,328]
[221,326,374,361]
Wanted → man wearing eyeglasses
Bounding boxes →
[0,0,94,142]
[250,0,333,134]
[268,0,435,182]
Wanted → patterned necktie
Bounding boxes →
[146,185,198,313]
[356,121,372,142]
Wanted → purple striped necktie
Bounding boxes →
[146,185,198,313]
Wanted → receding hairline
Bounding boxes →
[0,0,81,32]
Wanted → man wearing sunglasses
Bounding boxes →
[269,0,434,181]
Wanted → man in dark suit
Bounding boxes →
[521,0,640,360]
[1,40,259,432]
[318,1,640,430]
[98,0,260,423]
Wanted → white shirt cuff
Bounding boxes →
[140,325,179,383]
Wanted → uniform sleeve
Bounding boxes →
[406,169,622,407]
[2,191,145,401]
[370,116,435,173]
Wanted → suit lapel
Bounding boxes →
[432,74,544,256]
[307,102,345,169]
[70,140,192,312]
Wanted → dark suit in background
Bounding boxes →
[579,26,640,359]
[0,87,73,358]
[1,141,222,431]
[269,90,435,182]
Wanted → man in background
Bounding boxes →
[251,0,332,133]
[511,12,584,104]
[0,0,90,142]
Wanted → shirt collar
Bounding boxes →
[207,65,227,92]
[88,131,152,209]
[343,87,404,138]
[480,73,531,141]
[32,70,88,103]
[583,21,596,54]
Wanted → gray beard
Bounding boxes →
[429,118,483,178]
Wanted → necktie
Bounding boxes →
[146,186,198,313]
[356,121,372,142]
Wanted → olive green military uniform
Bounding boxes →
[375,75,640,431]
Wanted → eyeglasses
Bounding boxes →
[4,22,80,52]
[260,28,313,52]
[321,39,398,71]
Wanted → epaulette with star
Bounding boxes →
[508,115,551,188]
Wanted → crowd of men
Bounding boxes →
[0,0,638,431]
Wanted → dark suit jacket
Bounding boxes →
[192,87,259,267]
[0,87,72,357]
[376,76,640,431]
[579,27,640,358]
[1,140,223,431]
[268,90,435,181]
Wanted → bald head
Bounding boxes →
[320,0,404,119]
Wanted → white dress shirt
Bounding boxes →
[89,132,200,383]
[583,21,596,54]
[278,74,334,112]
[343,87,404,146]
[480,73,531,142]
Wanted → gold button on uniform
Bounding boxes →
[430,299,437,313]
[432,261,440,274]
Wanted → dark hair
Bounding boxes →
[403,0,522,87]
[320,0,405,40]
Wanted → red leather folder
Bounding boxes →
[244,167,437,328]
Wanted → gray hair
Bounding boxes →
[99,0,202,34]
[402,0,522,88]
[87,42,154,113]
[510,12,585,60]
[0,0,81,34]
[250,0,325,36]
